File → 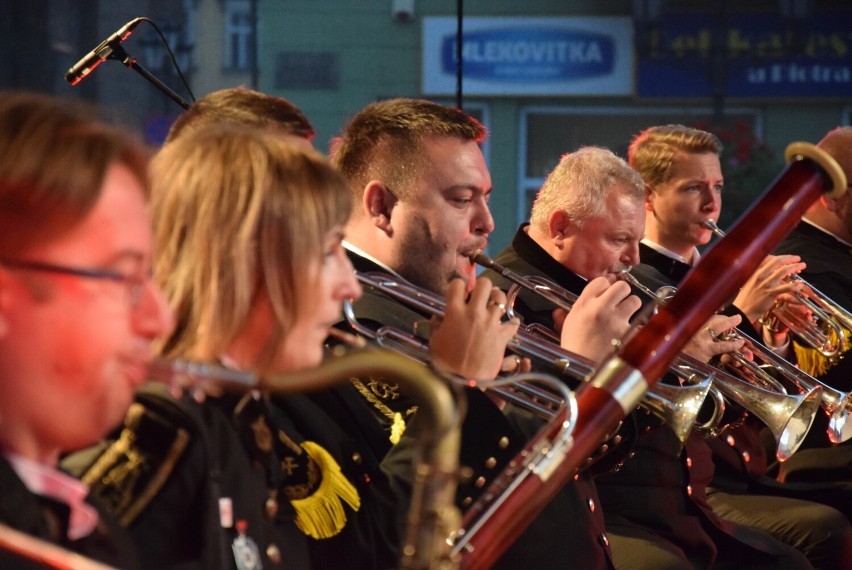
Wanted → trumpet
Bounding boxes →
[146,351,464,570]
[473,250,820,461]
[349,271,713,446]
[703,219,850,359]
[701,219,852,443]
[616,267,827,457]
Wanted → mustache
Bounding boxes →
[460,238,489,262]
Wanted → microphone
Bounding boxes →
[65,17,144,86]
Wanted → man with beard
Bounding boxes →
[773,126,852,485]
[331,98,619,569]
[482,145,820,569]
[628,124,851,569]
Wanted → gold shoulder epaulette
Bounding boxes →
[289,441,361,539]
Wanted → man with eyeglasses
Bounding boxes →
[0,91,173,567]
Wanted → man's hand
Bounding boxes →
[683,313,746,363]
[733,255,805,327]
[558,277,642,363]
[429,277,520,379]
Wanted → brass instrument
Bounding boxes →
[701,219,852,443]
[703,218,850,359]
[147,350,464,570]
[450,140,847,568]
[350,271,712,445]
[615,269,823,459]
[473,251,820,461]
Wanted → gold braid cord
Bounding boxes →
[793,327,850,377]
[351,379,416,444]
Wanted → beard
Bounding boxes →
[394,221,459,295]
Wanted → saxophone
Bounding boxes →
[3,349,463,569]
[150,347,464,570]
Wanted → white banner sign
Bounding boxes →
[423,17,634,96]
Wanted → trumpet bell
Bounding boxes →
[775,387,823,461]
[827,394,852,444]
[642,378,714,445]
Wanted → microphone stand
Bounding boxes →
[106,43,192,110]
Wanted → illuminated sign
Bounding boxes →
[637,11,852,98]
[424,17,633,96]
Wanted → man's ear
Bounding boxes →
[548,210,574,240]
[364,181,398,235]
[644,184,656,212]
[819,193,842,213]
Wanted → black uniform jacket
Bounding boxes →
[345,247,616,570]
[631,242,762,340]
[0,455,141,569]
[63,378,406,569]
[774,221,852,483]
[490,225,802,568]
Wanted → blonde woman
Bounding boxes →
[68,123,515,569]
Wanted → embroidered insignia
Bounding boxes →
[367,379,400,400]
[67,400,192,527]
[280,456,298,476]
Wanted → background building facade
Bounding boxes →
[2,0,849,251]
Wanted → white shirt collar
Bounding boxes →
[801,218,852,248]
[343,241,405,279]
[641,238,701,266]
[4,451,99,540]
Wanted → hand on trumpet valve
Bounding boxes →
[429,277,520,380]
[733,254,806,327]
[500,354,531,375]
[558,276,641,363]
[683,313,745,363]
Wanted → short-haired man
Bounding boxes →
[165,86,316,149]
[628,125,851,569]
[0,92,174,567]
[332,98,617,569]
[484,145,820,569]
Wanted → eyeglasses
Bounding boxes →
[0,257,150,306]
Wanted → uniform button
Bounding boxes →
[628,452,636,459]
[599,533,609,547]
[573,473,580,481]
[686,457,693,468]
[352,452,362,464]
[587,498,596,512]
[474,476,487,488]
[612,435,622,445]
[498,436,510,449]
[726,434,736,447]
[265,497,279,518]
[266,543,282,564]
[484,457,497,469]
[686,485,693,496]
[742,451,750,463]
[597,444,609,454]
[461,496,473,507]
